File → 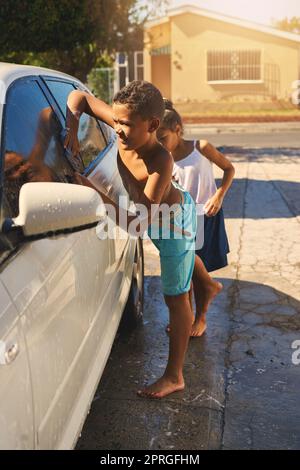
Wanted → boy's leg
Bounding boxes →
[165,260,222,338]
[139,187,196,398]
[165,283,194,334]
[190,255,223,337]
[189,282,194,312]
[137,291,193,399]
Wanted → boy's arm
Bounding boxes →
[67,90,114,127]
[74,152,172,234]
[198,140,235,199]
[136,153,173,227]
[64,90,114,157]
[74,173,140,233]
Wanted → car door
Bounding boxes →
[0,267,34,449]
[0,76,113,449]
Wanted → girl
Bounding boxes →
[158,100,235,337]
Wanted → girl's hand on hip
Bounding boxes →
[204,193,223,217]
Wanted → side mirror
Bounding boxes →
[12,182,106,236]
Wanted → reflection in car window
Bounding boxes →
[97,118,115,145]
[78,113,107,169]
[45,79,76,119]
[45,79,108,171]
[3,79,76,218]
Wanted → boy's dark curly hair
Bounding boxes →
[113,80,165,121]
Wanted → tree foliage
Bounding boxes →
[0,0,169,81]
[0,0,95,53]
[274,17,300,35]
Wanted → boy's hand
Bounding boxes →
[204,192,223,217]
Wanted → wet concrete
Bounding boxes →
[76,145,300,450]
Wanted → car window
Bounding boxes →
[96,117,115,145]
[45,79,109,171]
[45,79,76,119]
[2,78,76,219]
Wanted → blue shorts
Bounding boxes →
[147,182,197,296]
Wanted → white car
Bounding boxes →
[0,63,144,449]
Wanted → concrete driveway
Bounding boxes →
[76,140,300,450]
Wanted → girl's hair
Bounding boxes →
[161,98,183,132]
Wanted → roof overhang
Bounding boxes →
[145,4,300,44]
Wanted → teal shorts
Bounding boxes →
[147,182,197,296]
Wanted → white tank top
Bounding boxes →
[172,140,217,206]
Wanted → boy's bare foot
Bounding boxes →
[198,280,223,318]
[165,280,223,337]
[137,375,185,399]
[166,318,207,337]
[190,316,207,337]
[190,280,223,336]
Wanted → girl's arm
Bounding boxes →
[197,140,235,217]
[64,90,114,157]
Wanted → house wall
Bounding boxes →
[144,13,300,104]
[170,13,299,103]
[151,55,171,99]
[144,21,171,90]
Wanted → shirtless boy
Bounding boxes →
[65,81,201,398]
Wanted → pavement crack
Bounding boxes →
[220,154,251,449]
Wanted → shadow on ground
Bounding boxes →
[76,275,300,450]
[215,178,300,218]
[218,147,300,160]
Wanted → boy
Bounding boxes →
[64,81,196,399]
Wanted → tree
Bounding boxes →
[274,17,300,35]
[130,0,169,24]
[0,0,169,81]
[0,0,95,53]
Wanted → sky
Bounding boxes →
[166,0,300,26]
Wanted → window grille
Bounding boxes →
[207,49,262,82]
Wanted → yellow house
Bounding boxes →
[144,4,300,105]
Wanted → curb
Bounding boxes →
[184,122,300,134]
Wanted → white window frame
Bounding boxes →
[134,51,144,81]
[114,52,129,94]
[206,49,264,84]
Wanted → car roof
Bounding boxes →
[0,62,83,89]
